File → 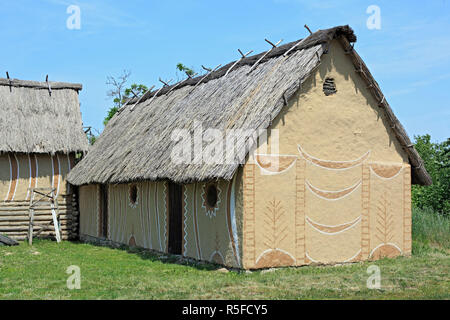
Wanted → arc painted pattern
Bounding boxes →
[5,154,19,201]
[26,154,38,200]
[255,154,298,174]
[254,248,296,269]
[298,145,370,169]
[306,216,361,235]
[305,180,361,200]
[51,155,61,196]
[369,243,402,259]
[369,163,403,179]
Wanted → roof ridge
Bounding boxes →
[0,78,82,91]
[125,25,355,106]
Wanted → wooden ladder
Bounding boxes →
[28,188,61,245]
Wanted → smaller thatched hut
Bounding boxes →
[0,77,88,241]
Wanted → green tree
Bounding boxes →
[176,63,195,77]
[104,70,148,126]
[412,135,450,214]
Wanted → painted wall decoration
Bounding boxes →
[0,152,75,202]
[78,177,242,268]
[242,146,411,269]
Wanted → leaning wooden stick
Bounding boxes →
[159,78,173,87]
[283,37,307,57]
[130,85,156,111]
[304,24,313,35]
[6,71,12,92]
[146,81,172,106]
[166,73,198,96]
[45,75,52,96]
[190,64,222,93]
[225,49,254,77]
[248,39,283,74]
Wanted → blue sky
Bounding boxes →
[1,0,449,141]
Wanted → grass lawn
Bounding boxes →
[0,208,449,299]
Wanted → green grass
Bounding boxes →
[0,208,449,300]
[412,207,450,249]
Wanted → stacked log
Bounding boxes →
[0,194,78,241]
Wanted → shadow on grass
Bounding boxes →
[73,239,228,272]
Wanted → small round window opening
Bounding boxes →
[129,184,138,207]
[323,77,337,96]
[206,184,218,208]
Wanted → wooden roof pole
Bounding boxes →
[45,75,52,96]
[189,64,222,93]
[248,39,283,74]
[225,49,254,77]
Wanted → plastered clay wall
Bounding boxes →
[241,40,412,269]
[78,175,244,268]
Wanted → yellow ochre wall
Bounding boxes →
[0,152,76,201]
[78,176,244,268]
[242,40,412,269]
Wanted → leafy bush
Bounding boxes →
[412,135,449,214]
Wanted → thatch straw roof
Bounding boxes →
[0,78,88,154]
[67,25,431,186]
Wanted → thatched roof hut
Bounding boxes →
[0,78,88,154]
[67,25,431,186]
[0,77,88,241]
[71,25,431,269]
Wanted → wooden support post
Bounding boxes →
[51,189,61,243]
[28,209,34,245]
[28,188,61,244]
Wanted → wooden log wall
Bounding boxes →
[0,193,78,241]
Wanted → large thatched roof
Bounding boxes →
[0,78,88,154]
[68,25,431,186]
